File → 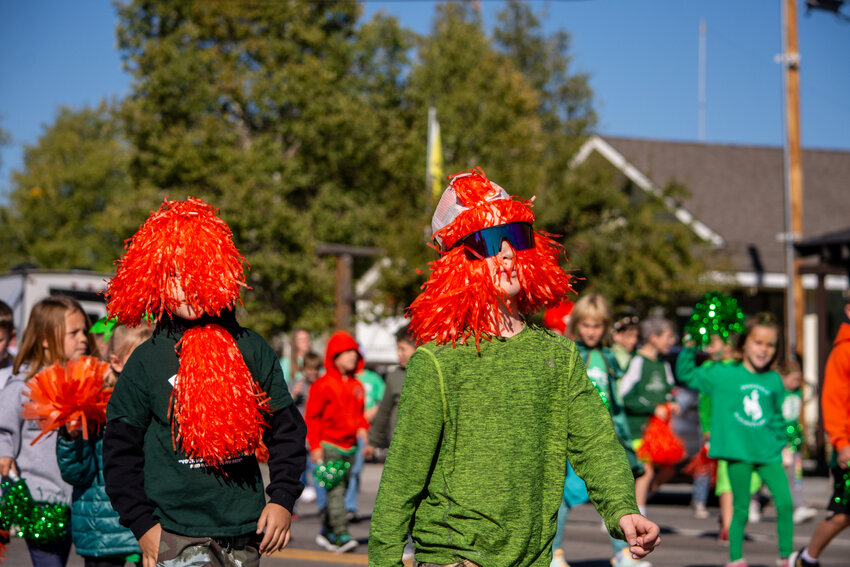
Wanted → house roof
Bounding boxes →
[574,135,850,278]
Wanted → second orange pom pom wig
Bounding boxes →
[407,168,575,348]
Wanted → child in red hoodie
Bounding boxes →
[304,331,369,552]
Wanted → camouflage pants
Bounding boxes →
[156,528,260,567]
[322,446,355,535]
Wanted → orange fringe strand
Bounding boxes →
[105,197,248,327]
[170,325,270,467]
[21,356,111,444]
[408,168,574,348]
[682,444,716,481]
[637,408,686,467]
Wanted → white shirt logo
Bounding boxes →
[743,390,763,422]
[734,384,769,427]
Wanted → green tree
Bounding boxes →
[115,0,420,335]
[536,152,710,312]
[0,103,132,272]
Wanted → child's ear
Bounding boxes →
[109,353,124,375]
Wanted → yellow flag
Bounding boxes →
[427,107,444,205]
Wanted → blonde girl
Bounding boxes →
[104,324,154,388]
[555,294,645,567]
[0,296,94,567]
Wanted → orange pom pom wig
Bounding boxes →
[105,197,269,467]
[105,197,247,326]
[408,168,575,347]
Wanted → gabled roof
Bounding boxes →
[572,135,850,279]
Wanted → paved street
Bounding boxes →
[5,462,848,566]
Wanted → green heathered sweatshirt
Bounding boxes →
[675,347,786,464]
[368,325,638,567]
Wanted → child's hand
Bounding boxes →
[139,523,162,567]
[62,418,83,439]
[256,502,292,555]
[838,445,850,470]
[782,446,794,467]
[618,513,661,559]
[310,448,323,464]
[0,457,17,477]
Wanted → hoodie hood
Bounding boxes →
[323,331,365,378]
[834,322,850,348]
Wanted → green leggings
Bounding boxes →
[728,460,793,561]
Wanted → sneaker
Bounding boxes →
[788,548,819,567]
[316,531,359,553]
[776,559,790,567]
[611,550,651,567]
[693,501,710,519]
[725,561,747,567]
[749,499,761,523]
[792,506,817,524]
[346,510,362,523]
[550,549,570,567]
[300,485,317,503]
[549,549,570,567]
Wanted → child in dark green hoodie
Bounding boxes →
[102,198,306,567]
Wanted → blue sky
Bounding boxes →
[1,1,848,196]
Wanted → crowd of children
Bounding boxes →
[0,190,848,567]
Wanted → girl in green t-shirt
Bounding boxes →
[676,313,793,567]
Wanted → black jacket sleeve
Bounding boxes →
[102,420,158,540]
[264,404,307,512]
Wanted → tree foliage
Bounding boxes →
[536,153,710,312]
[0,103,132,272]
[1,1,710,335]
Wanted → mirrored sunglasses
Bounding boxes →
[448,222,535,260]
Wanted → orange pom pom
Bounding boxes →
[170,325,270,467]
[22,356,111,444]
[637,415,686,466]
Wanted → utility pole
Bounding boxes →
[780,0,804,360]
[698,18,707,142]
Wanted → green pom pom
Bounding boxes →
[1,477,69,543]
[684,292,745,349]
[313,460,351,490]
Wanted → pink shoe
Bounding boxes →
[725,560,748,567]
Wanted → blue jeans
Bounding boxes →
[343,438,365,514]
[692,472,711,505]
[26,533,72,567]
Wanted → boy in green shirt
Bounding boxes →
[102,198,306,567]
[369,168,660,567]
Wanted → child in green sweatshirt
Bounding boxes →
[369,168,660,567]
[676,313,793,567]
